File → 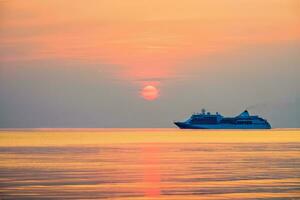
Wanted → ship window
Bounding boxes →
[236,121,252,124]
[190,117,217,124]
[220,118,236,124]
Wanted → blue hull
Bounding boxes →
[174,122,271,129]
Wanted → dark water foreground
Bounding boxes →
[0,130,300,199]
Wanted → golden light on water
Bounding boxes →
[0,129,300,199]
[0,129,299,146]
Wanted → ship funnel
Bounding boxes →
[238,110,250,117]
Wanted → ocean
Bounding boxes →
[0,129,299,199]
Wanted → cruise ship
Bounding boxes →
[174,109,271,129]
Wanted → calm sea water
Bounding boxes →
[0,129,300,199]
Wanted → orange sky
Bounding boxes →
[0,0,300,103]
[1,0,299,77]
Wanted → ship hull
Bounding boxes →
[174,122,271,129]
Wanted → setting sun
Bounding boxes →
[141,85,159,101]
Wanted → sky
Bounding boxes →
[0,0,299,128]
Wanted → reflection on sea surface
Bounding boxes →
[0,130,300,199]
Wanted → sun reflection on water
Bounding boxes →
[0,129,300,199]
[141,146,161,197]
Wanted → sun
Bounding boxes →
[140,85,159,101]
